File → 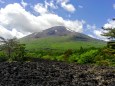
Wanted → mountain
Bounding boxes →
[20,26,106,50]
[23,26,99,41]
[27,26,74,38]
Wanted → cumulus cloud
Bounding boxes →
[57,0,76,13]
[0,3,84,38]
[45,0,58,9]
[0,25,25,38]
[93,29,109,41]
[0,3,38,33]
[21,0,28,8]
[99,19,115,41]
[34,3,48,14]
[0,25,12,38]
[93,30,103,38]
[86,24,108,41]
[61,3,75,12]
[103,19,115,29]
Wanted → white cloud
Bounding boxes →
[86,24,108,41]
[57,0,76,13]
[10,29,26,38]
[93,29,108,41]
[0,3,84,38]
[0,25,25,38]
[100,19,115,41]
[64,20,85,32]
[61,3,75,13]
[93,30,102,38]
[113,4,115,9]
[21,0,28,8]
[34,3,48,14]
[86,26,101,39]
[86,24,96,30]
[56,0,68,3]
[34,0,75,13]
[88,34,95,38]
[0,25,12,38]
[45,0,58,9]
[0,3,38,33]
[103,19,115,29]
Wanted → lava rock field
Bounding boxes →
[0,59,115,86]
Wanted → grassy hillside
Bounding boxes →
[20,36,106,50]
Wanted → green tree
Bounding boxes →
[0,37,18,59]
[14,44,26,61]
[0,37,26,61]
[64,49,73,60]
[102,19,115,39]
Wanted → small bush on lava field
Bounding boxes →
[68,54,79,62]
[96,59,111,66]
[78,49,98,64]
[0,51,7,62]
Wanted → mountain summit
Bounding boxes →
[24,26,96,41]
[27,26,76,38]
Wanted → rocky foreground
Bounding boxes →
[0,59,115,86]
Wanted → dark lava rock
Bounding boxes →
[0,59,115,86]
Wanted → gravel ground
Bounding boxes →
[0,59,115,86]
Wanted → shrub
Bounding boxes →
[56,55,65,61]
[68,54,79,63]
[42,55,52,60]
[26,52,39,58]
[78,49,98,64]
[63,49,73,60]
[94,55,104,61]
[0,51,7,62]
[96,60,110,66]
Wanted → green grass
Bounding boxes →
[20,36,106,50]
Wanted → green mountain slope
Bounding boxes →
[20,26,106,50]
[20,35,106,50]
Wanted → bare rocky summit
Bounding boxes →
[0,59,115,86]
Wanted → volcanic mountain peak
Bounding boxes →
[20,26,105,50]
[22,26,104,42]
[28,26,76,38]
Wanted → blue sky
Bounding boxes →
[0,0,115,40]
